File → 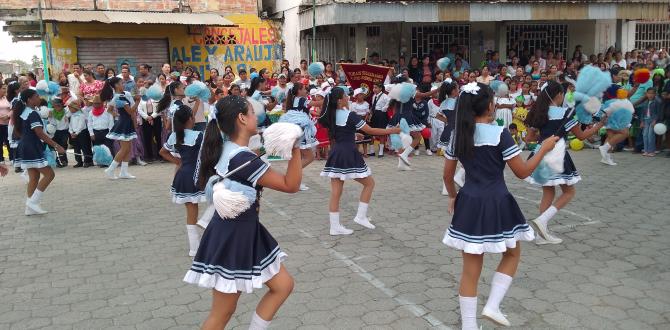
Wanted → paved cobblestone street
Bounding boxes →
[1,149,668,329]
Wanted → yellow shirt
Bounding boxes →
[512,106,528,133]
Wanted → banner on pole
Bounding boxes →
[340,63,390,102]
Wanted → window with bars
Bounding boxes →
[635,22,670,51]
[411,25,470,60]
[367,26,381,37]
[507,24,568,58]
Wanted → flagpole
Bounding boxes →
[38,0,49,81]
[312,0,316,62]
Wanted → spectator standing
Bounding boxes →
[79,70,104,100]
[120,68,136,93]
[67,63,86,93]
[94,63,106,81]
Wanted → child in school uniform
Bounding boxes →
[442,82,559,329]
[412,90,431,156]
[67,99,94,167]
[48,98,70,167]
[350,88,371,157]
[87,95,115,165]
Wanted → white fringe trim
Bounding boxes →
[183,251,287,294]
[442,229,535,254]
[320,168,372,181]
[16,160,49,169]
[172,194,207,204]
[106,132,137,141]
[525,175,581,186]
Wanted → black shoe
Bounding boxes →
[15,167,22,173]
[377,154,384,158]
[99,165,106,168]
[56,163,66,168]
[73,163,84,168]
[83,162,93,168]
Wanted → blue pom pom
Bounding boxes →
[205,175,221,203]
[530,160,555,185]
[436,57,451,71]
[397,83,416,103]
[399,118,410,134]
[575,104,593,124]
[490,80,503,93]
[115,97,129,109]
[47,81,60,97]
[146,84,164,101]
[256,107,267,125]
[36,80,61,98]
[308,62,325,77]
[271,86,285,104]
[390,134,403,150]
[185,81,211,101]
[92,145,113,166]
[607,108,633,130]
[44,146,56,168]
[250,72,259,80]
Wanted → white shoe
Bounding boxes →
[529,218,549,240]
[354,216,375,229]
[441,185,449,196]
[426,150,433,156]
[398,160,412,171]
[25,206,39,216]
[329,225,354,236]
[299,183,309,191]
[25,200,47,215]
[482,307,511,327]
[535,233,563,245]
[188,249,197,257]
[607,153,617,166]
[137,159,148,166]
[414,150,420,156]
[104,167,118,180]
[600,156,616,166]
[118,172,136,179]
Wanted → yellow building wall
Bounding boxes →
[46,14,282,79]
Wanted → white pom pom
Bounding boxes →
[249,134,262,151]
[262,122,302,159]
[46,123,56,135]
[583,97,602,114]
[212,182,252,220]
[543,139,566,173]
[400,132,412,149]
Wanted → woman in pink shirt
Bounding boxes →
[0,83,11,163]
[79,70,104,100]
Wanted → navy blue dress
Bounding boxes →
[526,106,581,186]
[443,124,534,254]
[184,149,285,293]
[164,130,205,204]
[320,109,371,180]
[437,98,457,150]
[14,108,48,169]
[106,92,137,141]
[387,98,426,132]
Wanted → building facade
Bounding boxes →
[263,0,670,66]
[0,0,282,79]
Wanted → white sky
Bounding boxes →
[0,21,42,63]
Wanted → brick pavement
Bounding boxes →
[0,149,668,329]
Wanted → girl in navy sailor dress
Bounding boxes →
[319,87,400,236]
[159,104,206,257]
[184,95,302,330]
[437,82,467,195]
[100,77,140,180]
[443,82,559,330]
[281,82,322,191]
[12,89,65,216]
[388,84,434,168]
[523,81,605,245]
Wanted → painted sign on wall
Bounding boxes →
[172,23,283,78]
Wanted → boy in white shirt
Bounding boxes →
[67,99,93,167]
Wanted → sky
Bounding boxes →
[0,21,42,63]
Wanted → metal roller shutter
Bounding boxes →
[77,38,169,77]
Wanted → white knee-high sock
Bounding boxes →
[355,202,368,219]
[329,212,341,228]
[107,160,119,171]
[400,146,414,158]
[537,206,558,228]
[120,161,129,174]
[484,272,513,313]
[186,225,201,255]
[249,312,271,330]
[378,144,384,156]
[459,295,478,330]
[29,189,44,203]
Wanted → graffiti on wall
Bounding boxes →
[172,26,283,77]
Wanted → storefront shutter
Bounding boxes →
[77,38,169,77]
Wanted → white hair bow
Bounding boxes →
[461,82,480,95]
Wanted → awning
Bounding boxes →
[39,10,235,25]
[0,9,235,41]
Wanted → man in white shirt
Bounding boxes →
[67,62,86,93]
[611,51,627,69]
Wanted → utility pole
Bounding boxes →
[312,0,316,62]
